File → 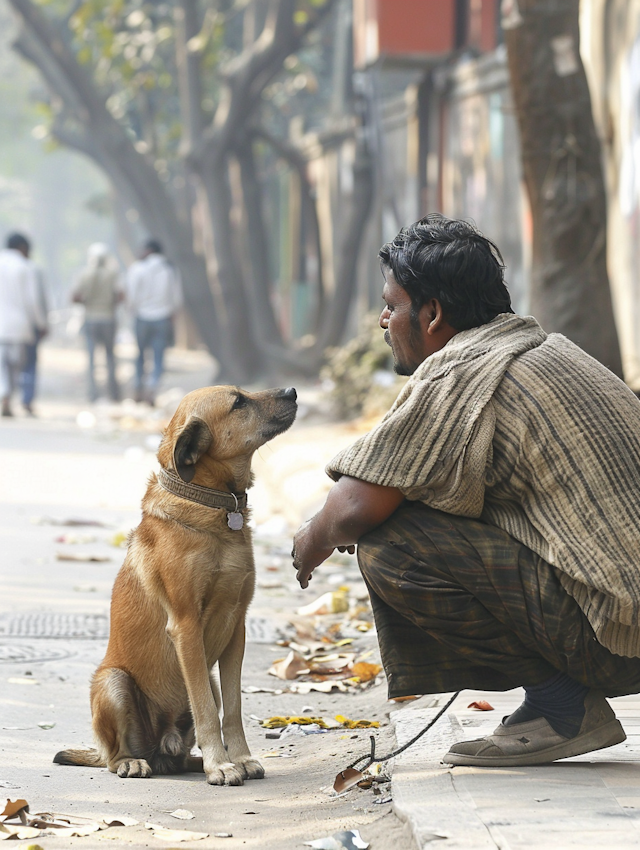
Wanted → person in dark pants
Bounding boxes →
[72,243,121,402]
[0,233,47,417]
[126,239,182,405]
[14,236,48,415]
[292,214,640,767]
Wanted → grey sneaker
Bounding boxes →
[442,690,626,767]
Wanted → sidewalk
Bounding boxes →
[2,341,640,849]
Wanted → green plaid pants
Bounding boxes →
[358,501,640,699]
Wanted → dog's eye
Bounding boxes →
[232,394,247,411]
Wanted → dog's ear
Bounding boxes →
[173,417,213,482]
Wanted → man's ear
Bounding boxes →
[173,417,213,482]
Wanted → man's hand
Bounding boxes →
[292,521,334,589]
[292,476,404,589]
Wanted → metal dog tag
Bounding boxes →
[227,511,244,531]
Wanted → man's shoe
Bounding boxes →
[2,399,12,417]
[442,690,626,767]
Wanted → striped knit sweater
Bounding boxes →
[327,313,640,657]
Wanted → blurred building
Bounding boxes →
[351,0,530,317]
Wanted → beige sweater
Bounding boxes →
[327,313,640,657]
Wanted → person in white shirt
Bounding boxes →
[126,239,182,404]
[0,233,47,417]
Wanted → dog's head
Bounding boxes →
[158,386,298,484]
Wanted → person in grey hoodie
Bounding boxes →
[72,243,122,402]
[126,239,183,405]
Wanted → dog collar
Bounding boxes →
[157,468,247,530]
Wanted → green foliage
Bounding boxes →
[321,313,407,420]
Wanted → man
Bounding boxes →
[126,239,182,404]
[17,236,48,416]
[0,233,47,418]
[292,214,640,767]
[72,243,121,402]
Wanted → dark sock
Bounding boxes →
[503,672,589,738]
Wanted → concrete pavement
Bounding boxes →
[3,339,640,849]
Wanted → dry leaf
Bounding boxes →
[389,695,420,703]
[55,552,111,562]
[333,768,364,794]
[102,815,139,827]
[145,822,208,841]
[305,830,369,849]
[0,823,40,840]
[334,715,379,729]
[297,591,349,616]
[168,810,194,820]
[0,799,28,821]
[268,650,310,680]
[289,681,347,694]
[349,662,381,683]
[467,700,494,711]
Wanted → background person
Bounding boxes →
[71,242,121,402]
[126,239,182,405]
[0,232,47,417]
[19,243,48,416]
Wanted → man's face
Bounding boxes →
[379,271,430,376]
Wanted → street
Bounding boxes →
[0,341,412,849]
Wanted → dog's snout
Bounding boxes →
[281,387,297,402]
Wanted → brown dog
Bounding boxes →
[54,385,297,785]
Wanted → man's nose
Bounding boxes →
[379,308,390,329]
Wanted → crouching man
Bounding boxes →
[292,214,640,766]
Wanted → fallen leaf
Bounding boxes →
[7,678,38,686]
[54,533,98,544]
[334,715,379,729]
[297,590,349,616]
[214,833,233,838]
[333,768,364,794]
[289,681,348,694]
[102,815,139,827]
[305,828,370,849]
[261,716,330,729]
[0,823,40,840]
[145,822,208,841]
[0,799,28,822]
[168,809,194,820]
[268,650,310,680]
[349,662,381,683]
[467,700,494,711]
[389,695,420,702]
[55,552,111,562]
[37,722,55,730]
[241,686,284,695]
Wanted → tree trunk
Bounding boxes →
[504,0,623,377]
[200,154,262,383]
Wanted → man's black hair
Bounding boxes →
[379,214,514,331]
[144,239,163,254]
[6,232,30,253]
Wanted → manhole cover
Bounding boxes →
[0,644,72,663]
[0,613,281,644]
[0,613,108,639]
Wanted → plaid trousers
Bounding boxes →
[358,502,640,699]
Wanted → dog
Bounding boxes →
[54,385,297,785]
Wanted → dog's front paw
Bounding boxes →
[236,757,265,780]
[116,758,152,778]
[206,761,244,786]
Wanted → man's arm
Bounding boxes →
[292,475,405,589]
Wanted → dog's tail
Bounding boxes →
[53,748,106,768]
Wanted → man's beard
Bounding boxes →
[384,329,417,376]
